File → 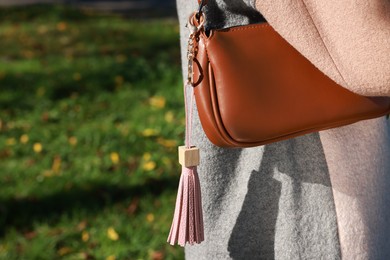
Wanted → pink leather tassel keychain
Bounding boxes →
[167,12,205,247]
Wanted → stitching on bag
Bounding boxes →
[225,24,270,32]
[300,0,349,88]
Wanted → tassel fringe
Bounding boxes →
[167,166,204,246]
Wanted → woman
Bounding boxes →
[176,1,390,259]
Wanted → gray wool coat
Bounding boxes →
[176,1,390,259]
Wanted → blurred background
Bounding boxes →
[0,0,184,259]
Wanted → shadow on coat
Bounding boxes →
[228,133,336,259]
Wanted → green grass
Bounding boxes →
[0,5,184,259]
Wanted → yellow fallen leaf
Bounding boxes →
[81,230,89,242]
[110,152,120,164]
[164,111,174,123]
[33,143,43,153]
[150,250,165,260]
[107,227,119,241]
[68,136,77,146]
[106,256,116,260]
[157,138,177,148]
[43,170,54,178]
[146,213,155,223]
[149,96,166,109]
[142,128,158,137]
[20,134,29,144]
[57,22,67,31]
[142,152,151,161]
[143,161,156,171]
[6,138,16,146]
[57,247,72,256]
[52,156,61,173]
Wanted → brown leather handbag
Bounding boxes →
[167,2,390,247]
[190,1,390,148]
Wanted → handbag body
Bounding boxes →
[166,2,390,248]
[191,7,390,148]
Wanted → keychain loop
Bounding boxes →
[188,12,205,34]
[186,12,205,86]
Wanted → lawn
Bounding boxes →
[0,5,184,259]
